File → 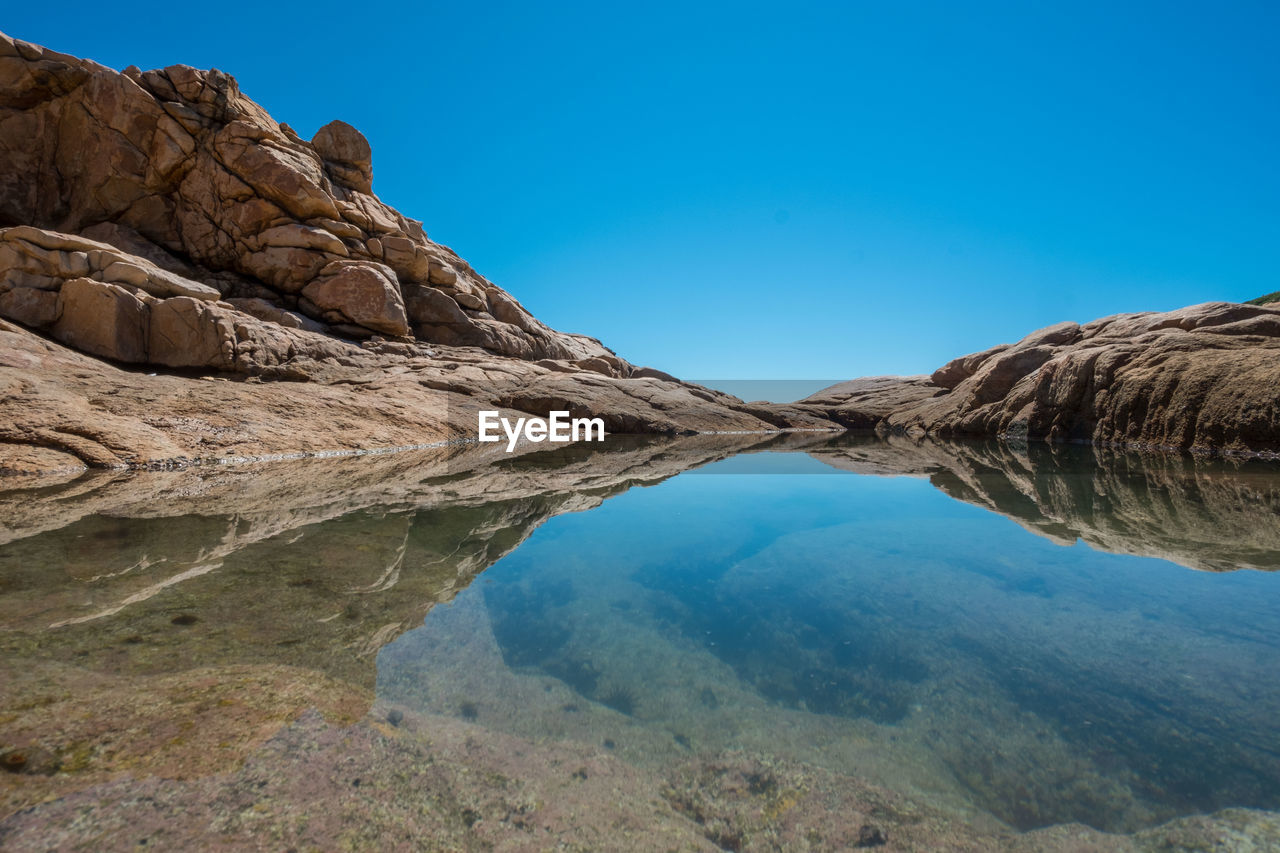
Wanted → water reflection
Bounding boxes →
[1,434,1279,847]
[379,439,1280,833]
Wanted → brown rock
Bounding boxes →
[0,31,631,357]
[311,119,373,192]
[225,297,327,333]
[302,261,409,337]
[0,286,59,327]
[99,259,221,301]
[861,302,1280,455]
[427,260,458,285]
[148,297,234,368]
[574,357,616,377]
[487,290,537,332]
[799,376,943,429]
[403,283,468,326]
[51,278,149,363]
[631,366,679,382]
[253,224,348,256]
[452,291,485,311]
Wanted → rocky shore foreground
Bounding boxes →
[2,31,1278,476]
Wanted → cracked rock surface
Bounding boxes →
[3,30,1277,475]
[0,31,843,474]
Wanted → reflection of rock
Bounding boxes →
[0,434,809,694]
[810,435,1280,572]
[0,434,820,824]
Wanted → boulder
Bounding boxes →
[51,278,149,363]
[403,283,468,326]
[0,286,60,327]
[149,296,233,368]
[302,261,409,337]
[311,119,373,192]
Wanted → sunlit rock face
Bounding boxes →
[1,32,842,476]
[0,31,604,359]
[803,303,1280,456]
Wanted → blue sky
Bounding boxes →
[7,2,1278,378]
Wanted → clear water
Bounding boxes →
[377,445,1280,834]
[3,436,1280,844]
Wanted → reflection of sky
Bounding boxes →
[382,460,1280,829]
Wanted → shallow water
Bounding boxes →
[3,435,1280,848]
[378,448,1280,833]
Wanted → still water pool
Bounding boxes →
[3,435,1280,850]
[380,449,1280,835]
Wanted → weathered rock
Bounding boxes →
[0,316,835,474]
[225,297,326,333]
[403,282,468,326]
[575,356,617,377]
[311,119,373,193]
[148,297,234,367]
[452,290,485,311]
[809,303,1280,456]
[0,285,59,327]
[800,375,943,429]
[51,278,148,363]
[631,366,679,382]
[0,29,627,357]
[301,260,409,336]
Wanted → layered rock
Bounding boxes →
[0,31,609,360]
[0,315,839,474]
[806,302,1280,456]
[0,32,846,474]
[4,30,1277,472]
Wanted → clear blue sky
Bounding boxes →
[7,2,1278,378]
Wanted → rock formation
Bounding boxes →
[0,30,845,476]
[2,31,1278,475]
[805,302,1280,457]
[0,32,604,360]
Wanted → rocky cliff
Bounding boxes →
[0,32,602,360]
[0,32,837,474]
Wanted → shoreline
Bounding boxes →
[5,423,1280,485]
